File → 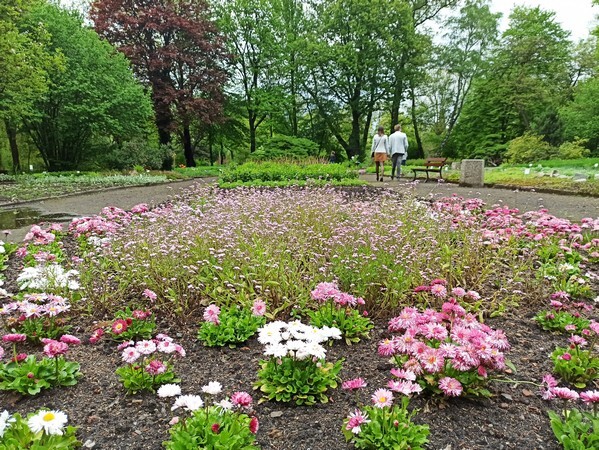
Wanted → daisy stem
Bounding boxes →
[12,343,17,364]
[54,356,59,384]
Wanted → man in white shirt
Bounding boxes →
[387,124,409,180]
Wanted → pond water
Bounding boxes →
[0,207,77,230]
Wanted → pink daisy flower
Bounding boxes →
[136,340,157,355]
[252,299,266,316]
[371,388,394,408]
[346,409,370,434]
[378,338,396,357]
[59,335,81,345]
[231,391,253,408]
[249,416,259,434]
[122,347,140,363]
[342,378,367,391]
[438,377,463,397]
[580,390,599,404]
[430,284,447,298]
[203,304,221,324]
[145,359,166,375]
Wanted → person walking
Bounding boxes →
[388,124,409,180]
[371,126,388,182]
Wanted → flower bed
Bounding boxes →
[1,186,599,448]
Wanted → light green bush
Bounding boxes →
[505,133,555,164]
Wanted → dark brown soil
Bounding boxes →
[0,290,585,450]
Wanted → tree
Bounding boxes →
[387,0,459,128]
[91,0,229,167]
[451,6,571,160]
[25,3,152,171]
[217,0,285,154]
[560,77,599,151]
[304,0,412,159]
[434,0,500,152]
[0,0,61,171]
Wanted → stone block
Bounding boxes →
[460,159,485,187]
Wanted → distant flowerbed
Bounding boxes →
[0,173,168,203]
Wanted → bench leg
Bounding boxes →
[425,171,430,183]
[412,171,417,182]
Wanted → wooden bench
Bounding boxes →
[412,157,448,182]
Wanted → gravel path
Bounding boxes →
[2,175,599,243]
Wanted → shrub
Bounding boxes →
[220,162,357,183]
[505,133,555,164]
[101,139,165,171]
[250,135,320,161]
[557,139,591,160]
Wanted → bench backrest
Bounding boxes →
[424,157,447,168]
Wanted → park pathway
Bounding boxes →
[3,175,599,242]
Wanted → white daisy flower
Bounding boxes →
[157,384,182,398]
[201,381,222,396]
[27,410,68,436]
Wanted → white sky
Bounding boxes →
[491,0,598,41]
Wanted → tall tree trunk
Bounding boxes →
[249,112,257,153]
[182,124,196,167]
[150,73,175,170]
[208,127,214,166]
[5,120,20,173]
[348,109,361,159]
[290,55,298,136]
[220,140,224,164]
[410,82,424,158]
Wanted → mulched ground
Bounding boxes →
[0,259,588,450]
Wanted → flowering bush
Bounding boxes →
[253,320,343,405]
[0,294,71,343]
[380,300,511,397]
[551,325,599,387]
[0,409,79,449]
[306,282,372,344]
[164,382,259,450]
[115,335,184,394]
[197,300,266,347]
[107,307,155,341]
[342,391,429,449]
[0,334,81,395]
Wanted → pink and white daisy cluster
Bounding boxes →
[166,381,260,435]
[119,335,185,368]
[257,320,341,360]
[540,374,599,405]
[23,225,57,246]
[0,293,70,319]
[42,335,80,358]
[310,282,365,307]
[412,279,480,302]
[381,301,510,397]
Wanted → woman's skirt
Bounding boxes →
[374,152,387,162]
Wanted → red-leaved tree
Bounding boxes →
[90,0,229,167]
